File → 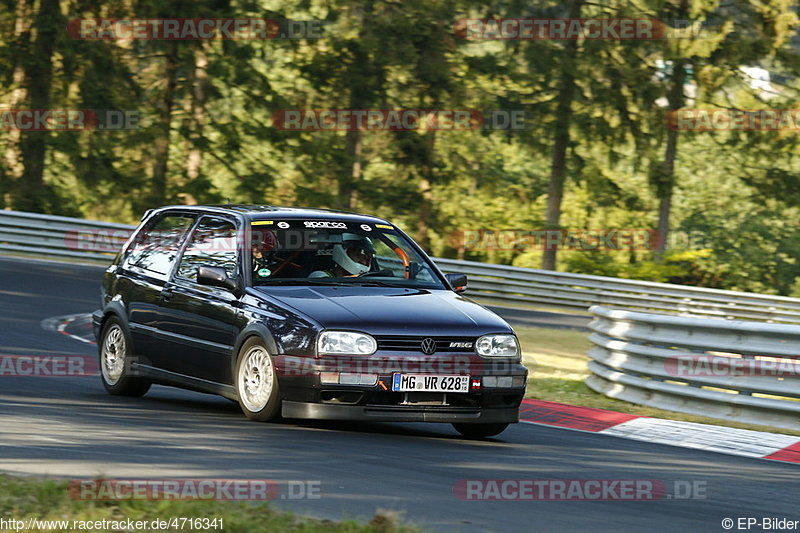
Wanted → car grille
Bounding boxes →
[375,336,477,353]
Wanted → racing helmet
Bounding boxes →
[332,233,375,275]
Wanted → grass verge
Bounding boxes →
[516,324,800,437]
[0,475,417,533]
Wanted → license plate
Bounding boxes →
[391,373,470,393]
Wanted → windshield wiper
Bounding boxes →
[350,280,403,287]
[255,278,404,288]
[255,279,351,286]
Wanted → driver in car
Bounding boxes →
[251,229,279,279]
[309,233,375,278]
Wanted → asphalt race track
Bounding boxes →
[0,256,797,532]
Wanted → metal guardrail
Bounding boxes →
[433,258,800,324]
[0,209,134,264]
[3,209,800,322]
[586,305,800,431]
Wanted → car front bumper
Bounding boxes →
[281,401,520,423]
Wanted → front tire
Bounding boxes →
[99,317,151,397]
[236,337,281,421]
[452,422,509,438]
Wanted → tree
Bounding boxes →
[14,0,61,212]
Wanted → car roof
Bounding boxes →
[149,204,392,225]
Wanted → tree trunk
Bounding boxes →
[180,45,207,205]
[150,43,179,206]
[655,58,685,257]
[541,0,583,271]
[416,130,436,250]
[15,0,59,213]
[653,0,688,258]
[3,0,32,207]
[339,128,361,210]
[184,46,208,197]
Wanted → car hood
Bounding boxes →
[249,286,511,336]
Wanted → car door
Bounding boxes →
[116,211,196,368]
[155,215,244,384]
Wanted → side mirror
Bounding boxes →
[445,273,468,293]
[198,266,241,294]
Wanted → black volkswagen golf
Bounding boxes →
[93,205,527,437]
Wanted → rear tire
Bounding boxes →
[236,337,281,421]
[452,422,509,438]
[99,317,151,397]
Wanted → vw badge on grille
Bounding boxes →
[421,338,437,355]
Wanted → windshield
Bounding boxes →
[248,220,445,290]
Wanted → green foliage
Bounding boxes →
[558,250,699,283]
[1,0,799,294]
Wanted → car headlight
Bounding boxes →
[476,334,519,358]
[317,331,377,355]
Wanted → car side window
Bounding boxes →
[176,217,239,282]
[123,213,195,278]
